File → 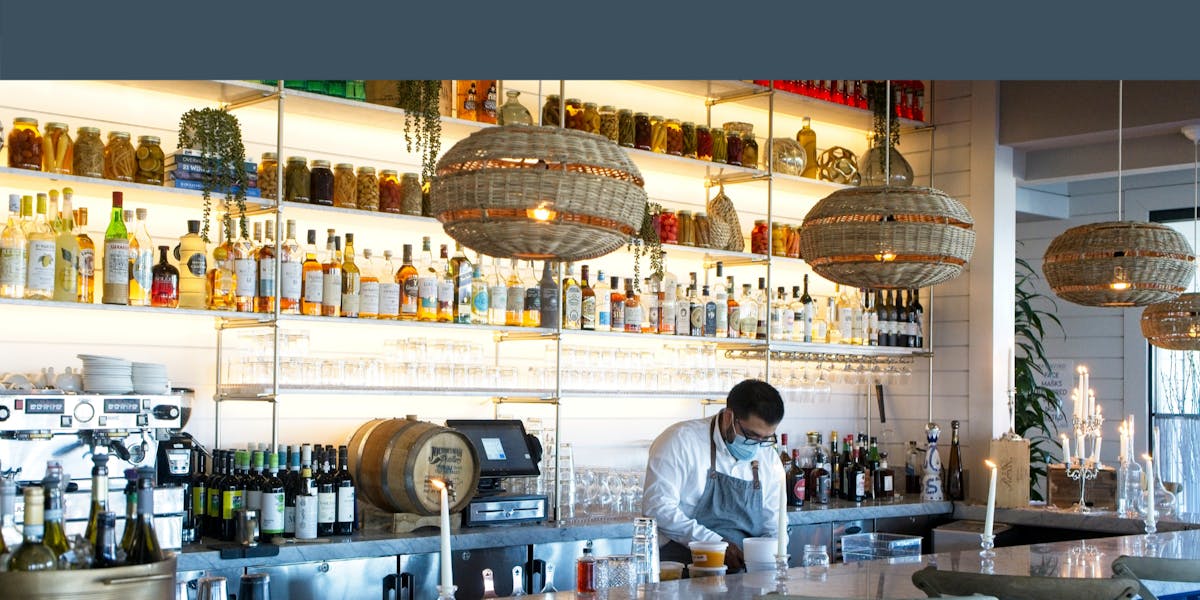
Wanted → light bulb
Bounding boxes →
[526,202,556,222]
[1110,266,1130,291]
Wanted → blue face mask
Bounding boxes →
[726,436,758,462]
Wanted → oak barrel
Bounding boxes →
[348,417,480,515]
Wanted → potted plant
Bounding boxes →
[1014,255,1066,500]
[396,81,443,184]
[177,108,249,243]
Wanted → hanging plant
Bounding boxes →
[177,108,248,243]
[396,80,443,183]
[628,201,664,291]
[866,81,901,150]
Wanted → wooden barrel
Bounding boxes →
[348,417,480,515]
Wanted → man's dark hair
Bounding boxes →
[726,379,784,425]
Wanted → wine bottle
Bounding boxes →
[220,451,245,542]
[101,192,130,305]
[121,469,139,552]
[539,261,560,329]
[205,451,224,539]
[0,194,28,299]
[7,486,57,571]
[316,446,336,537]
[189,450,208,543]
[946,420,965,501]
[787,448,805,507]
[25,193,56,300]
[246,451,266,518]
[334,445,356,535]
[260,452,286,543]
[84,449,111,546]
[41,461,71,567]
[295,446,319,540]
[911,288,924,348]
[91,511,123,568]
[284,446,302,538]
[125,468,165,565]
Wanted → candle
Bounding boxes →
[1072,390,1081,423]
[777,476,787,555]
[1007,347,1014,390]
[1088,389,1096,423]
[983,460,998,539]
[433,479,453,591]
[1143,454,1156,526]
[1061,434,1071,465]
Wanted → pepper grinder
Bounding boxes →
[922,423,944,501]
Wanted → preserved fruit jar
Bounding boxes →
[309,160,334,206]
[655,210,678,244]
[582,102,601,134]
[772,222,788,256]
[751,219,769,255]
[665,119,683,156]
[73,126,104,178]
[356,166,379,211]
[43,122,73,174]
[258,152,279,200]
[541,94,562,127]
[618,109,635,147]
[134,135,165,185]
[284,156,311,203]
[8,117,43,171]
[697,125,713,161]
[725,127,745,167]
[379,169,402,213]
[334,163,357,208]
[565,98,585,131]
[104,131,136,182]
[634,112,652,151]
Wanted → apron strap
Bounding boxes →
[751,460,762,490]
[709,414,720,478]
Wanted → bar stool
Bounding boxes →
[1111,555,1200,600]
[910,565,1139,600]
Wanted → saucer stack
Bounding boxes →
[78,355,133,394]
[132,362,170,394]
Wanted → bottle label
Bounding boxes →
[304,269,324,303]
[782,309,795,337]
[186,252,207,277]
[506,286,524,315]
[78,247,94,278]
[714,303,727,334]
[284,505,296,534]
[728,307,740,337]
[596,294,611,329]
[295,495,318,539]
[342,292,360,316]
[56,246,77,293]
[792,479,807,503]
[403,278,420,314]
[379,282,401,316]
[661,301,676,334]
[222,490,244,520]
[280,261,302,300]
[565,287,582,324]
[610,300,624,330]
[490,285,507,311]
[336,486,356,523]
[318,491,336,524]
[690,304,704,335]
[103,239,130,284]
[26,240,56,292]
[261,491,285,534]
[418,276,437,312]
[624,305,642,332]
[883,475,894,492]
[209,489,221,519]
[323,269,342,306]
[677,302,690,335]
[235,258,258,297]
[472,288,489,314]
[457,271,473,310]
[581,295,596,329]
[647,303,660,332]
[192,486,206,517]
[258,257,277,297]
[360,281,380,315]
[704,302,717,336]
[132,248,153,288]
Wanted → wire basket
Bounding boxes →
[1141,292,1200,350]
[430,125,648,261]
[1043,221,1195,307]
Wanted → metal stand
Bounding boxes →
[1064,414,1103,513]
[1000,387,1022,441]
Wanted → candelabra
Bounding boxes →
[1000,386,1022,441]
[1064,413,1103,513]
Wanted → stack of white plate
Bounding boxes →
[132,362,170,394]
[78,355,133,394]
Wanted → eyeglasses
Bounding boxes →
[735,418,778,447]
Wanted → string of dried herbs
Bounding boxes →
[396,80,443,183]
[178,108,248,243]
[628,201,663,292]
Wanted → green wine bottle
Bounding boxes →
[125,468,164,565]
[91,511,123,568]
[41,461,72,567]
[119,469,138,553]
[7,486,56,571]
[84,449,110,546]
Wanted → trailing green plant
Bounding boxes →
[628,201,664,291]
[1014,254,1066,501]
[177,108,248,243]
[866,81,902,150]
[396,80,442,183]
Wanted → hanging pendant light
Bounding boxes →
[799,81,976,290]
[1043,81,1196,307]
[1141,124,1200,350]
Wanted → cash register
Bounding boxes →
[445,419,548,527]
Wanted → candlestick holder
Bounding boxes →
[437,584,457,600]
[774,553,791,584]
[979,533,996,558]
[980,556,996,574]
[1000,387,1023,441]
[1064,414,1103,513]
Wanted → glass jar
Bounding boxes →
[565,98,585,130]
[725,128,745,167]
[751,219,769,255]
[772,222,789,256]
[104,131,136,182]
[333,163,357,208]
[284,156,311,203]
[598,105,619,142]
[258,152,279,200]
[498,90,534,126]
[696,125,713,161]
[73,126,104,178]
[742,133,759,170]
[356,166,379,211]
[400,173,423,216]
[694,212,711,248]
[582,102,601,134]
[379,169,402,213]
[309,159,334,206]
[7,117,42,171]
[541,94,562,127]
[665,119,683,156]
[788,225,801,259]
[711,127,727,164]
[134,135,165,185]
[618,109,635,147]
[681,122,697,159]
[43,122,73,174]
[634,112,652,151]
[650,115,667,153]
[677,210,695,246]
[655,210,678,244]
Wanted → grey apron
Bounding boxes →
[660,414,766,566]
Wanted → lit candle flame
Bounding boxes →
[984,459,997,469]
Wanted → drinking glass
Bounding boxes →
[803,543,829,579]
[604,555,636,590]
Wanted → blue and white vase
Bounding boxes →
[922,422,944,501]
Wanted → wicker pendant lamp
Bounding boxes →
[1043,82,1196,308]
[1141,124,1200,350]
[799,81,976,290]
[430,125,647,261]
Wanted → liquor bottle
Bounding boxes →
[316,446,336,537]
[607,275,624,332]
[735,284,753,338]
[129,208,155,306]
[877,290,891,347]
[911,288,924,348]
[540,261,561,329]
[84,449,111,546]
[24,193,55,300]
[576,545,597,593]
[300,229,323,315]
[778,434,792,469]
[321,232,343,317]
[713,264,728,338]
[150,245,179,308]
[657,273,675,335]
[896,289,911,347]
[246,451,265,517]
[53,189,79,302]
[0,194,27,299]
[220,451,245,542]
[470,263,489,325]
[295,447,319,540]
[341,233,361,318]
[835,285,853,344]
[849,439,866,502]
[91,511,122,568]
[726,276,740,339]
[505,258,523,326]
[945,420,964,501]
[580,265,595,331]
[359,248,380,319]
[593,269,611,332]
[806,433,831,504]
[0,477,17,551]
[769,287,786,341]
[42,461,71,566]
[75,206,96,303]
[755,278,769,340]
[799,275,814,343]
[812,299,828,344]
[436,244,454,323]
[488,258,508,326]
[622,278,641,333]
[275,220,301,314]
[866,290,880,346]
[562,262,582,330]
[787,448,805,507]
[797,117,819,179]
[687,279,702,336]
[828,432,841,499]
[451,243,472,324]
[867,437,883,500]
[877,451,895,499]
[261,452,286,542]
[789,286,804,341]
[190,450,208,542]
[702,285,717,337]
[643,277,659,334]
[7,487,56,571]
[125,468,165,565]
[334,446,356,535]
[207,223,236,311]
[523,262,542,328]
[854,288,869,345]
[257,220,278,313]
[391,245,413,321]
[825,297,842,344]
[416,237,437,322]
[904,441,921,495]
[922,425,944,501]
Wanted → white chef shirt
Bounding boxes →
[642,415,787,548]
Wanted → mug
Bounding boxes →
[236,509,260,546]
[196,576,228,600]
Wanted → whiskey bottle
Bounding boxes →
[231,221,258,312]
[379,249,402,320]
[257,220,278,313]
[340,233,361,318]
[580,265,595,331]
[207,223,236,311]
[278,220,303,314]
[358,248,380,319]
[622,278,641,333]
[301,230,324,316]
[416,238,437,322]
[562,262,582,330]
[608,275,625,332]
[539,261,560,329]
[396,244,418,321]
[321,232,343,317]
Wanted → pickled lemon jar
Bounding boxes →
[135,135,165,185]
[8,117,43,171]
[43,122,73,174]
[284,156,311,203]
[104,131,136,182]
[333,163,357,208]
[73,126,104,178]
[258,152,279,200]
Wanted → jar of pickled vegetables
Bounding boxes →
[694,213,711,248]
[356,166,379,211]
[751,219,769,254]
[772,222,789,256]
[742,132,759,170]
[681,122,697,159]
[787,225,801,259]
[650,115,667,153]
[655,210,678,244]
[73,126,104,178]
[284,156,311,203]
[332,163,357,208]
[104,131,136,182]
[599,105,619,142]
[379,169,402,213]
[582,102,601,134]
[725,128,745,167]
[633,112,652,150]
[665,119,683,156]
[400,172,423,216]
[7,117,42,171]
[310,160,334,206]
[135,135,165,185]
[618,109,635,147]
[565,98,585,130]
[677,210,695,246]
[542,94,562,127]
[711,127,727,164]
[696,125,713,161]
[258,152,279,200]
[43,122,73,174]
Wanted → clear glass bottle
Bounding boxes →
[128,208,154,306]
[300,229,323,316]
[321,232,343,317]
[860,132,914,187]
[436,245,454,323]
[506,258,524,326]
[375,249,400,320]
[24,193,55,300]
[0,194,27,299]
[498,90,534,126]
[470,263,489,325]
[256,220,277,313]
[922,424,944,501]
[358,248,380,319]
[340,233,361,318]
[416,237,438,322]
[278,219,302,314]
[488,258,508,326]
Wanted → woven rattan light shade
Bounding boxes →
[430,125,647,261]
[1141,292,1200,350]
[798,185,975,289]
[1042,221,1195,307]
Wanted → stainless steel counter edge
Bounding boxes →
[953,503,1200,534]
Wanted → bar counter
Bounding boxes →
[953,503,1200,535]
[493,529,1200,599]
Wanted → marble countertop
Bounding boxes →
[494,529,1200,599]
[954,504,1200,534]
[787,495,952,524]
